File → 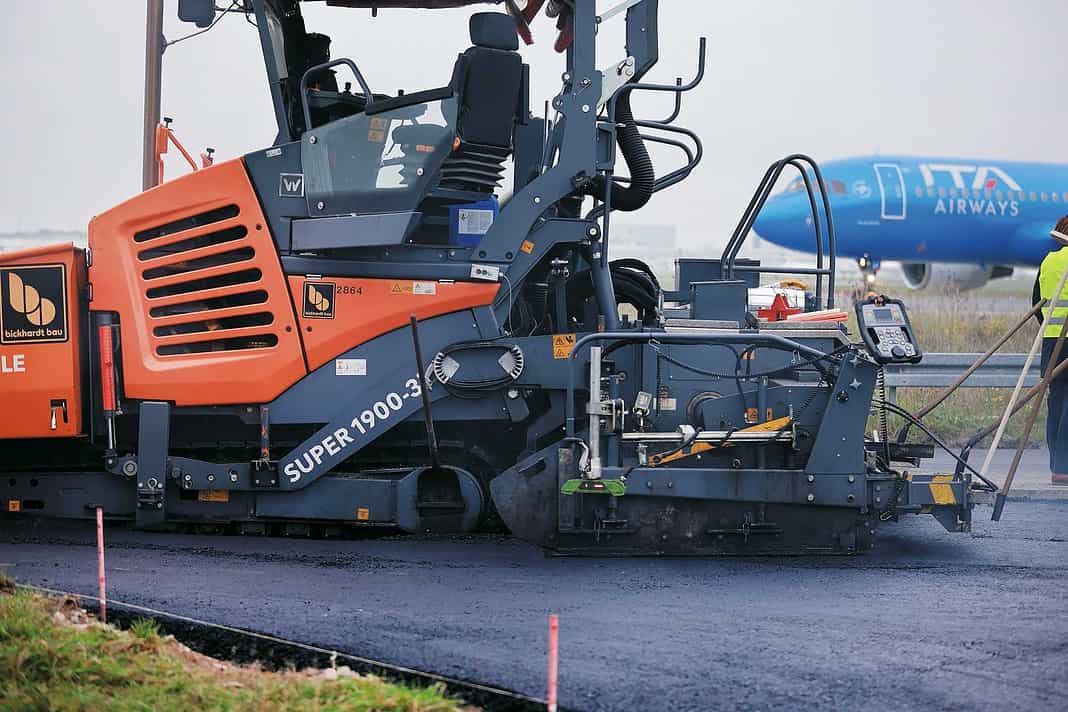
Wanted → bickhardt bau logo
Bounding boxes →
[0,265,68,344]
[302,281,335,319]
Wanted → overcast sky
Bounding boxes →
[2,1,1067,248]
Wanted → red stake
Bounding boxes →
[96,507,106,623]
[548,613,559,712]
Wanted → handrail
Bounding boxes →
[721,154,837,309]
[638,121,703,192]
[299,58,373,134]
[591,36,707,240]
[588,35,707,320]
[650,77,684,125]
[586,121,702,220]
[605,38,707,117]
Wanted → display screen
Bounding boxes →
[874,308,895,323]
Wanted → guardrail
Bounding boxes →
[883,353,1040,389]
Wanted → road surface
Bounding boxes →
[2,502,1066,711]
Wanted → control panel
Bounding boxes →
[855,295,922,364]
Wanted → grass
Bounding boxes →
[0,571,468,712]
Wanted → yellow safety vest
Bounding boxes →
[1040,246,1068,338]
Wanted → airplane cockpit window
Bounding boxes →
[782,176,845,195]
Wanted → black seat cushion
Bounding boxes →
[452,47,524,148]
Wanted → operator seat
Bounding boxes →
[451,13,525,148]
[440,12,528,192]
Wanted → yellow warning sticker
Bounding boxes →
[552,333,577,359]
[356,507,370,521]
[369,118,388,130]
[7,500,20,513]
[389,281,436,296]
[521,240,535,254]
[197,490,230,503]
[367,129,386,143]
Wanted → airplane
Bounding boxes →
[752,156,1068,290]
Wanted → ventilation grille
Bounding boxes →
[136,204,279,357]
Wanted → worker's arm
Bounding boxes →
[1034,270,1044,324]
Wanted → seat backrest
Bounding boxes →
[451,13,525,149]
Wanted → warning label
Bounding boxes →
[520,240,535,254]
[335,358,367,376]
[552,333,576,359]
[197,490,230,503]
[390,281,437,296]
[457,208,494,235]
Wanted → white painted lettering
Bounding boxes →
[921,163,1022,192]
[323,435,340,456]
[0,354,26,374]
[309,444,325,465]
[334,428,354,447]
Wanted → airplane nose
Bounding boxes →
[752,196,807,250]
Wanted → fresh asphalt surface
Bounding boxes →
[2,500,1067,712]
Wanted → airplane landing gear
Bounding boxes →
[856,253,880,299]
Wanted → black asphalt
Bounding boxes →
[2,503,1067,712]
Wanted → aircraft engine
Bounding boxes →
[898,262,1013,291]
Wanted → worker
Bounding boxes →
[1033,216,1068,484]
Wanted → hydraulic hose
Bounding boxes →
[582,91,654,211]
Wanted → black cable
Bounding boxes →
[873,400,998,492]
[436,340,520,399]
[654,344,850,382]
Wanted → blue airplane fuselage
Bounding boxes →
[753,156,1068,268]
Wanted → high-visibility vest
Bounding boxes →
[1040,246,1068,338]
